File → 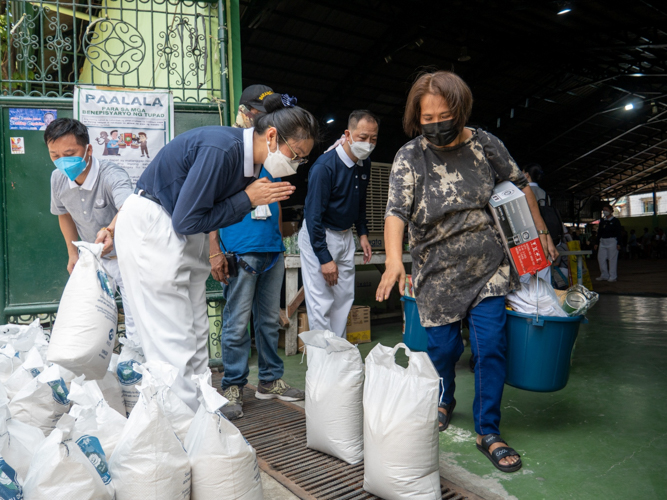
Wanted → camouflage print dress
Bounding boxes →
[385,129,528,327]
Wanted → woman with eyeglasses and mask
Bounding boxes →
[376,71,558,474]
[104,93,318,411]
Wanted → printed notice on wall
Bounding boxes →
[9,108,57,130]
[74,86,174,186]
[10,137,25,154]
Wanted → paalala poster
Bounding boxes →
[74,86,174,186]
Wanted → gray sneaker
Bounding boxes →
[220,385,244,420]
[255,379,305,402]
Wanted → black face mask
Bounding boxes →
[421,120,460,147]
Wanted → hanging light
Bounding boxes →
[624,103,634,111]
[326,118,335,124]
[557,1,572,14]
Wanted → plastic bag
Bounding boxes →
[68,378,127,459]
[23,414,114,500]
[0,319,42,353]
[5,347,43,400]
[506,275,568,317]
[300,330,364,464]
[0,398,45,482]
[0,345,22,385]
[184,371,263,500]
[48,242,117,380]
[140,361,195,443]
[363,343,441,500]
[95,353,126,417]
[116,337,145,417]
[9,364,71,436]
[108,377,191,500]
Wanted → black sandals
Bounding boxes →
[476,434,523,473]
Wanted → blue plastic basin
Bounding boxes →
[505,310,586,392]
[401,296,428,352]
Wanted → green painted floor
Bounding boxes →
[245,295,667,499]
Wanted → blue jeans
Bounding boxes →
[221,252,285,390]
[426,296,507,436]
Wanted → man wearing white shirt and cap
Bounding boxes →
[299,110,379,337]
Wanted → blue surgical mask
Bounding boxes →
[54,148,89,181]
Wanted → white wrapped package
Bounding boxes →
[0,456,24,499]
[116,337,145,417]
[5,347,43,400]
[23,414,114,500]
[140,361,194,443]
[9,364,71,436]
[0,345,22,384]
[108,379,191,500]
[506,275,568,317]
[185,371,263,500]
[95,353,126,416]
[300,330,364,464]
[363,343,441,500]
[0,398,45,482]
[68,378,127,458]
[47,242,117,380]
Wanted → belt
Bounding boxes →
[135,187,162,206]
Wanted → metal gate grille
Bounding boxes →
[222,383,480,500]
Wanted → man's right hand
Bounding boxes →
[245,178,296,207]
[210,253,229,285]
[67,254,79,275]
[321,261,338,286]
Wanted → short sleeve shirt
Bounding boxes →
[385,128,528,327]
[50,157,133,252]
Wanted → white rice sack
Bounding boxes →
[9,364,71,436]
[0,455,24,499]
[68,379,126,458]
[23,414,114,500]
[95,353,126,417]
[300,330,364,465]
[0,319,42,353]
[5,347,43,400]
[48,242,117,380]
[0,398,45,482]
[116,337,145,417]
[0,345,22,384]
[108,381,191,500]
[185,371,263,500]
[140,361,194,443]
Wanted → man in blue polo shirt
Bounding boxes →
[298,110,379,337]
[212,168,304,420]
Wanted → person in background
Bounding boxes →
[209,87,306,420]
[376,71,558,474]
[629,229,639,260]
[108,94,318,411]
[595,204,622,282]
[233,84,274,129]
[641,227,651,258]
[298,110,378,337]
[45,118,137,340]
[620,227,628,260]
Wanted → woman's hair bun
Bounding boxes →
[263,93,285,113]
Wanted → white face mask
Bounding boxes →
[263,139,299,178]
[348,136,375,160]
[603,210,611,218]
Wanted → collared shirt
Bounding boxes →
[304,145,371,264]
[528,182,548,204]
[598,216,622,244]
[137,126,260,235]
[386,129,528,327]
[219,168,286,254]
[50,157,133,255]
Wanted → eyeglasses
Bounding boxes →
[277,131,309,165]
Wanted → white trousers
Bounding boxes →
[115,194,210,411]
[101,257,136,341]
[598,238,619,281]
[298,222,355,338]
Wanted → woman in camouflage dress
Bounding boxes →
[376,71,558,473]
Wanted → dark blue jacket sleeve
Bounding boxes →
[305,163,333,264]
[171,146,252,235]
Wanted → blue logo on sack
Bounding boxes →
[117,360,142,386]
[0,458,23,500]
[108,329,114,341]
[47,378,70,405]
[76,436,112,485]
[97,270,114,299]
[29,368,41,378]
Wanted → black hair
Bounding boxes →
[254,93,319,142]
[110,130,119,135]
[348,109,380,130]
[522,162,544,184]
[43,118,89,147]
[602,204,613,211]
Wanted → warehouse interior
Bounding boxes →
[236,1,667,499]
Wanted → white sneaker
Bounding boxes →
[596,277,607,281]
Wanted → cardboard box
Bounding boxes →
[488,181,550,276]
[365,231,385,250]
[278,306,371,347]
